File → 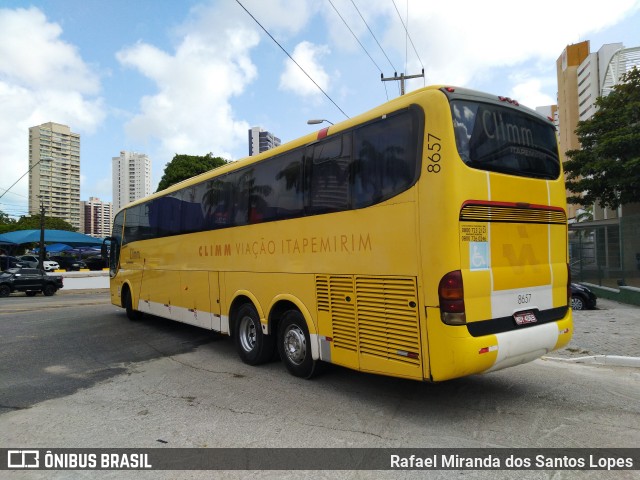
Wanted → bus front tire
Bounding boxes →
[123,288,143,321]
[278,310,318,379]
[234,303,275,365]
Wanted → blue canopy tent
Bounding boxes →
[0,230,104,247]
[39,243,73,253]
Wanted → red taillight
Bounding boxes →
[438,270,466,325]
[498,96,520,106]
[445,87,455,93]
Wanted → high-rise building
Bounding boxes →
[556,41,590,169]
[112,151,152,214]
[28,122,81,230]
[81,196,112,237]
[248,127,281,156]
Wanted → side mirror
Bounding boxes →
[102,237,114,260]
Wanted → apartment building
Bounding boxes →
[112,151,152,214]
[28,122,81,230]
[248,127,281,156]
[81,196,112,237]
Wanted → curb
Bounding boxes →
[543,355,640,368]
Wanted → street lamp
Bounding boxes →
[307,119,334,125]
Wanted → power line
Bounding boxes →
[391,0,425,75]
[235,0,350,120]
[350,0,397,74]
[326,0,389,101]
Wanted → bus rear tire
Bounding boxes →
[278,310,318,379]
[123,288,143,321]
[234,303,275,365]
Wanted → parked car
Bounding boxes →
[42,260,60,272]
[16,255,58,271]
[17,255,39,268]
[571,283,597,310]
[0,267,63,297]
[0,255,25,271]
[83,255,108,270]
[50,256,87,271]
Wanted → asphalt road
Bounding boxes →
[1,292,639,479]
[0,291,214,414]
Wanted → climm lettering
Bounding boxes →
[199,244,232,257]
[281,233,372,254]
[482,110,533,146]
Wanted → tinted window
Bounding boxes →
[451,101,560,179]
[249,150,304,223]
[201,177,235,228]
[150,193,182,236]
[117,105,423,243]
[352,108,421,208]
[180,184,207,233]
[307,134,351,213]
[113,211,124,243]
[123,202,154,244]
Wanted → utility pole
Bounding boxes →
[39,196,46,269]
[381,69,424,95]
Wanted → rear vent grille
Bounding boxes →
[356,277,421,365]
[315,275,420,364]
[460,203,566,225]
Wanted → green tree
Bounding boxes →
[0,210,17,234]
[13,214,76,232]
[156,153,228,192]
[564,67,640,210]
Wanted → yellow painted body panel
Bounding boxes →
[110,85,572,382]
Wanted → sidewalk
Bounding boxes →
[47,270,109,290]
[544,298,640,367]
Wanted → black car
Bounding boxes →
[571,283,597,310]
[0,255,25,271]
[83,255,108,271]
[0,268,64,297]
[50,256,87,271]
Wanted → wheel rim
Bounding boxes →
[571,297,584,310]
[239,315,257,352]
[283,324,306,366]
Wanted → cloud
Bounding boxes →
[380,0,640,87]
[509,78,556,110]
[0,7,104,212]
[116,2,261,163]
[279,41,331,97]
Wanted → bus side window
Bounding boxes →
[232,170,250,226]
[307,134,351,214]
[352,109,419,208]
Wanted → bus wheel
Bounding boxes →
[123,288,143,321]
[278,310,318,379]
[234,303,274,365]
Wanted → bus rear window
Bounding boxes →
[451,100,560,180]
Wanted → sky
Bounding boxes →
[1,0,639,220]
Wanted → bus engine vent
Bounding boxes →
[315,275,421,364]
[460,202,567,225]
[355,276,421,365]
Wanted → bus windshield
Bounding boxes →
[451,100,560,180]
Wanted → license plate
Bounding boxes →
[514,311,537,325]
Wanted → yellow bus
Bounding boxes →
[106,85,572,382]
